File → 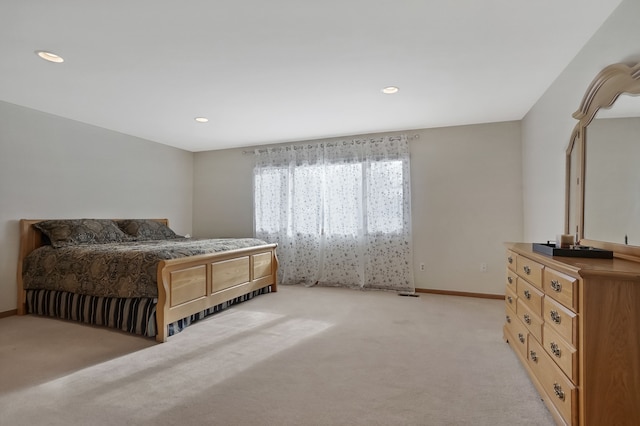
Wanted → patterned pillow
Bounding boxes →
[34,219,133,248]
[116,219,181,240]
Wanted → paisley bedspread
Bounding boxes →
[22,238,270,299]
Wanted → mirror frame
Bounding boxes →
[565,128,581,237]
[568,62,640,259]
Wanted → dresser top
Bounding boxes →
[506,242,640,280]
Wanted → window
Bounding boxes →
[253,137,413,291]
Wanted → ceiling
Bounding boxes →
[0,1,623,152]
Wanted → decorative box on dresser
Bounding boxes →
[503,243,640,426]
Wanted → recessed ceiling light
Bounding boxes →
[194,117,209,123]
[382,86,399,94]
[35,50,64,63]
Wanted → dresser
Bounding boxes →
[503,243,640,426]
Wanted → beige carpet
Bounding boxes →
[0,286,554,425]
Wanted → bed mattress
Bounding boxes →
[22,238,269,298]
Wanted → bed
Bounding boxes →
[16,218,278,342]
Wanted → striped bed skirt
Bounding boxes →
[25,286,272,338]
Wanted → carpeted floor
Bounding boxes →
[0,285,555,425]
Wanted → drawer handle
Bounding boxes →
[523,313,531,325]
[508,256,513,264]
[523,290,531,299]
[518,333,525,344]
[553,383,565,401]
[529,350,538,362]
[507,296,513,304]
[508,276,513,284]
[506,315,511,324]
[550,342,562,358]
[550,280,562,292]
[523,265,531,275]
[550,310,562,324]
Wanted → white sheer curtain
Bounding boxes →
[254,135,414,292]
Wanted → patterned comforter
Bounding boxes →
[22,238,270,299]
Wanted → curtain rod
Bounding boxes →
[242,133,420,155]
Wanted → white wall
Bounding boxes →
[521,0,640,242]
[411,122,522,294]
[193,148,255,238]
[0,101,194,313]
[194,121,523,295]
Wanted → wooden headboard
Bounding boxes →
[16,218,169,315]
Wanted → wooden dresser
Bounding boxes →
[503,243,640,426]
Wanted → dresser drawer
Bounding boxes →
[544,268,578,312]
[505,315,528,360]
[517,279,544,317]
[505,286,517,315]
[505,305,515,327]
[544,296,578,346]
[516,255,544,289]
[527,338,577,425]
[506,250,517,272]
[517,298,543,343]
[506,269,518,294]
[543,324,578,383]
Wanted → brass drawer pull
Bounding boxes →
[518,333,525,344]
[553,383,565,401]
[508,256,513,264]
[523,314,531,325]
[508,276,513,284]
[524,290,531,299]
[523,265,531,275]
[550,342,562,358]
[550,310,562,324]
[550,280,563,292]
[506,315,511,323]
[507,296,513,304]
[530,350,538,362]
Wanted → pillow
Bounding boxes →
[116,219,181,240]
[34,219,132,248]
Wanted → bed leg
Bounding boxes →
[271,250,279,292]
[156,329,167,343]
[156,260,170,343]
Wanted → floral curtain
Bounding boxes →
[254,135,414,292]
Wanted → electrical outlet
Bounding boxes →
[480,262,487,272]
[420,263,425,271]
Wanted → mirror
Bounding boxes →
[584,99,640,244]
[568,63,640,255]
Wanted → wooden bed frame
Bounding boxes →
[16,219,278,342]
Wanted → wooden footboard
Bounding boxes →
[155,244,278,342]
